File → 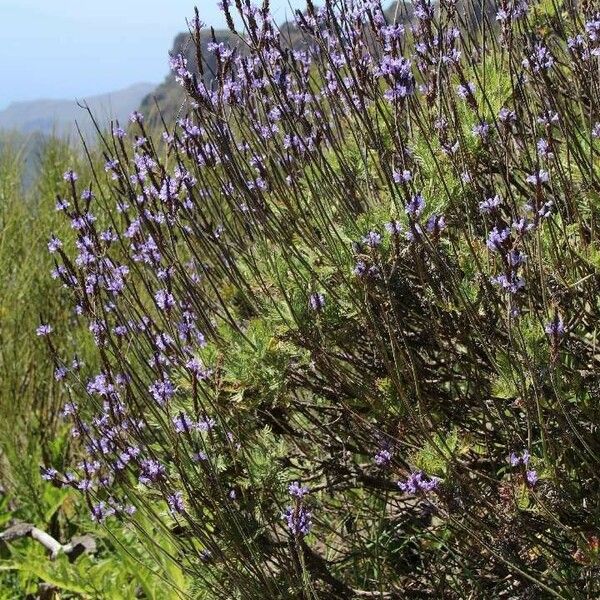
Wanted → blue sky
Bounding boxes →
[0,0,307,109]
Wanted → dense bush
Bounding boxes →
[0,138,85,511]
[40,0,600,597]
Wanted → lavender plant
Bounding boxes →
[42,1,600,597]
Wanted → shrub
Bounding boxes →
[44,1,600,597]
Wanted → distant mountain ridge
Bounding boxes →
[0,82,156,140]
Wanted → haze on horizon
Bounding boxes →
[0,0,307,111]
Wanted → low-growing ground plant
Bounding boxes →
[39,0,600,598]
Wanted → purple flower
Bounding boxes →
[104,158,119,171]
[129,111,144,124]
[512,217,534,235]
[81,188,94,201]
[207,41,234,60]
[87,373,113,397]
[63,169,78,182]
[198,417,216,432]
[353,260,367,277]
[149,378,175,405]
[41,467,58,481]
[71,216,86,231]
[479,195,501,214]
[91,501,115,523]
[167,491,185,514]
[537,111,559,126]
[54,365,68,381]
[405,194,425,218]
[374,449,392,467]
[139,458,166,485]
[186,357,211,380]
[523,43,554,72]
[309,292,325,311]
[537,138,554,159]
[155,289,176,311]
[472,121,490,139]
[169,53,191,83]
[61,401,78,417]
[283,505,312,536]
[486,227,510,252]
[36,324,53,336]
[383,84,412,102]
[491,274,525,294]
[363,231,382,247]
[392,169,412,183]
[545,317,565,338]
[398,471,440,494]
[426,214,446,236]
[173,412,194,433]
[526,470,539,486]
[509,449,531,467]
[508,250,527,267]
[48,236,62,253]
[288,481,310,498]
[100,229,118,243]
[385,220,403,236]
[539,200,553,219]
[55,197,69,212]
[498,107,516,124]
[457,82,476,99]
[376,56,412,79]
[406,223,424,242]
[526,170,549,185]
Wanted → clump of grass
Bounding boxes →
[0,136,95,514]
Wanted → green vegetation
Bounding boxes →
[2,1,600,598]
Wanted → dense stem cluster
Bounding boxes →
[41,1,600,597]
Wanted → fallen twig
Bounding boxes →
[0,522,96,561]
